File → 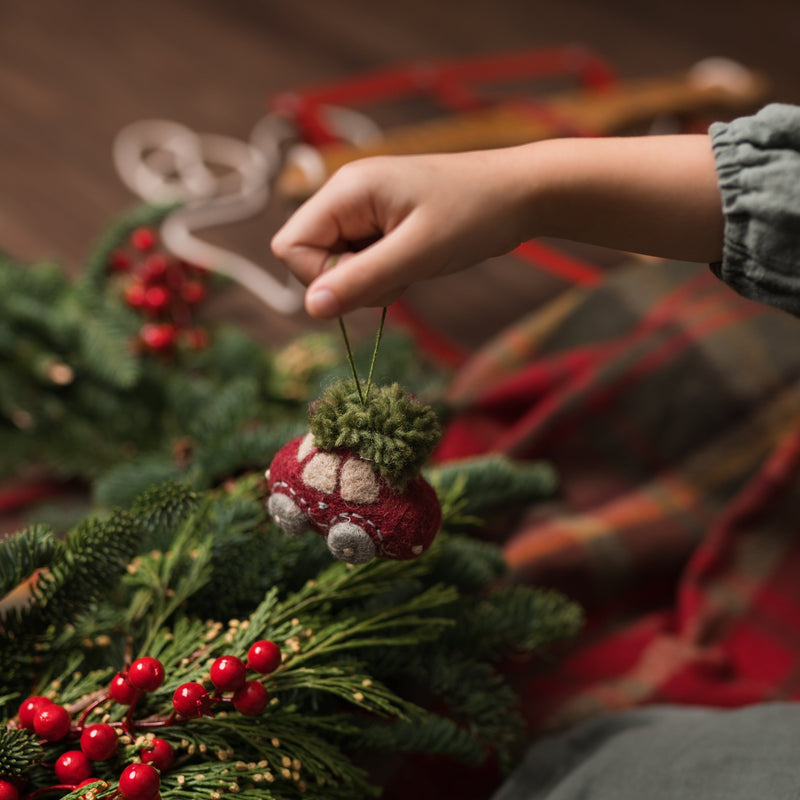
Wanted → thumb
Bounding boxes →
[304,223,429,318]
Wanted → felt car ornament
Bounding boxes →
[266,379,442,564]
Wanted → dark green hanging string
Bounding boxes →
[327,254,387,406]
[337,316,364,404]
[338,307,388,406]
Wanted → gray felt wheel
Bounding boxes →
[267,493,309,537]
[327,521,376,565]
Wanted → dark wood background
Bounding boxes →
[2,0,799,350]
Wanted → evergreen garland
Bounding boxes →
[0,206,584,799]
[1,471,581,799]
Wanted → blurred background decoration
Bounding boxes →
[1,0,796,351]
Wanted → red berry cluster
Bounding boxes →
[172,640,282,720]
[4,645,281,800]
[7,657,175,800]
[107,225,210,354]
[12,697,121,797]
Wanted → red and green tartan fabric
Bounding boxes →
[435,259,800,734]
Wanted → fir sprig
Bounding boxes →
[0,728,42,780]
[32,509,140,619]
[427,454,558,521]
[0,524,58,607]
[122,519,215,657]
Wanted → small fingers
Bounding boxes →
[306,276,405,318]
[305,219,432,318]
[271,163,387,286]
[270,240,333,287]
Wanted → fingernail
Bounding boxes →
[307,288,340,318]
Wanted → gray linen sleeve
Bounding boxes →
[709,103,800,316]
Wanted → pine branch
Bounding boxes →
[187,423,304,489]
[77,308,141,389]
[185,377,261,443]
[462,585,585,657]
[122,519,215,656]
[0,524,58,604]
[424,532,508,592]
[0,728,42,780]
[355,713,487,765]
[32,508,140,622]
[129,480,199,552]
[93,456,184,509]
[427,454,558,520]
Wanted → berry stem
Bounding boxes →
[76,691,111,731]
[112,710,183,733]
[26,785,81,800]
[130,711,181,729]
[122,695,141,736]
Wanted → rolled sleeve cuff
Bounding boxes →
[709,103,800,316]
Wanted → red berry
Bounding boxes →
[130,227,157,252]
[108,249,133,273]
[80,723,118,761]
[128,657,165,692]
[180,280,206,305]
[143,286,171,314]
[247,640,282,674]
[210,655,247,692]
[172,682,209,718]
[33,703,71,741]
[232,681,268,716]
[119,763,160,800]
[140,738,175,772]
[0,780,19,800]
[140,253,170,284]
[140,323,177,352]
[125,281,148,309]
[55,750,92,785]
[109,672,140,705]
[18,695,52,730]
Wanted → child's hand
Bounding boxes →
[271,150,528,318]
[272,134,724,319]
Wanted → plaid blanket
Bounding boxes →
[436,259,800,733]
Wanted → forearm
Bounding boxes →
[504,134,725,263]
[272,132,725,318]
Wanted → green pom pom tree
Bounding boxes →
[309,380,442,490]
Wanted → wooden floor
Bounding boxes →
[2,0,799,350]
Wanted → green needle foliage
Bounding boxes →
[1,475,581,799]
[0,207,583,799]
[0,207,294,494]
